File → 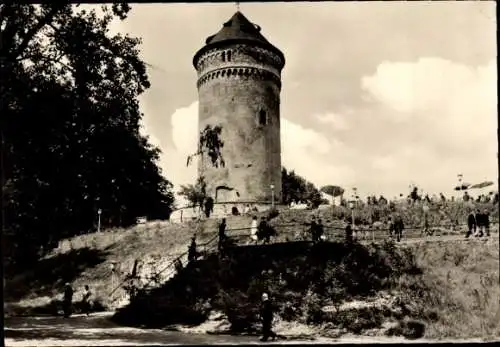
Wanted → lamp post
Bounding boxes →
[110,262,117,302]
[457,173,463,201]
[351,187,358,239]
[97,209,102,233]
[422,203,430,235]
[270,184,275,209]
[348,200,356,240]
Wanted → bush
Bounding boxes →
[212,290,259,333]
[385,319,426,339]
[115,241,429,332]
[301,289,324,324]
[268,208,280,220]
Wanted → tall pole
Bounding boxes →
[457,173,463,201]
[270,184,275,209]
[352,187,357,239]
[110,262,116,302]
[331,192,335,220]
[1,130,5,237]
[97,209,102,233]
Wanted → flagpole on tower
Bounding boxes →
[236,2,240,11]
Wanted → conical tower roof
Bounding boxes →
[205,11,270,45]
[193,11,284,68]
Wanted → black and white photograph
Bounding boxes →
[2,1,498,345]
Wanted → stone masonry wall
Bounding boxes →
[195,44,283,204]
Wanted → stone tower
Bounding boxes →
[193,11,285,205]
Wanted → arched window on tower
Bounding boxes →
[227,51,232,62]
[258,109,267,126]
[221,51,226,62]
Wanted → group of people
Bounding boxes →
[388,215,405,242]
[62,283,93,318]
[250,216,277,244]
[306,216,325,242]
[463,191,498,204]
[466,209,491,238]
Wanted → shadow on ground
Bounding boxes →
[112,240,424,337]
[4,315,258,345]
[4,247,111,302]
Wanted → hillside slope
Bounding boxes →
[4,213,270,313]
[112,238,499,340]
[4,200,498,320]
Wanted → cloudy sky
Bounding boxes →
[104,1,496,202]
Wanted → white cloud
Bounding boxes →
[315,112,351,131]
[140,59,497,204]
[361,58,496,141]
[171,102,199,154]
[281,118,356,187]
[358,57,497,196]
[148,102,356,201]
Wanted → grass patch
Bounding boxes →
[400,240,500,339]
[112,238,499,340]
[4,247,110,302]
[112,240,420,333]
[4,219,219,312]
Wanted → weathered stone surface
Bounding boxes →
[193,16,285,205]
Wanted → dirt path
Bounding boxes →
[4,314,494,346]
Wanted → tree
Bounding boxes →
[186,125,225,168]
[320,185,344,198]
[281,168,324,208]
[2,4,174,268]
[178,176,207,209]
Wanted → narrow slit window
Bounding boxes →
[227,51,232,61]
[259,109,267,126]
[221,52,226,62]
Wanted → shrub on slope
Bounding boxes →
[398,240,500,339]
[112,240,420,333]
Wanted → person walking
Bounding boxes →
[393,214,404,242]
[63,283,73,318]
[475,209,484,237]
[316,219,325,242]
[174,258,183,274]
[257,217,269,244]
[218,218,227,256]
[308,216,318,242]
[260,293,277,342]
[188,235,198,263]
[484,209,491,237]
[345,221,353,244]
[387,217,394,238]
[263,217,276,244]
[82,285,92,316]
[250,216,259,244]
[203,197,214,218]
[422,214,431,236]
[466,210,476,238]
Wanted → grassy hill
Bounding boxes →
[4,200,499,340]
[111,238,499,340]
[3,213,268,314]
